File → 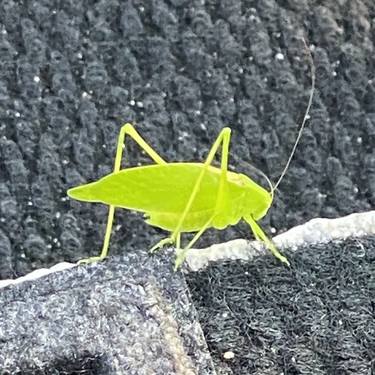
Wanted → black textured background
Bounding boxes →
[0,1,374,279]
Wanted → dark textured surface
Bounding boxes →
[0,1,374,278]
[0,249,215,374]
[186,235,375,375]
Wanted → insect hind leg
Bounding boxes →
[155,127,231,269]
[79,124,167,265]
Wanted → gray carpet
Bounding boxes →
[0,249,215,374]
[186,235,375,375]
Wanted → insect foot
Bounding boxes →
[77,256,105,265]
[174,249,188,271]
[149,237,175,253]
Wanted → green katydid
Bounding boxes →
[67,44,315,270]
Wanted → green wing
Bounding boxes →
[68,163,243,214]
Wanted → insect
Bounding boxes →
[67,43,315,270]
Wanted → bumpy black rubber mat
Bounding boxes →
[0,1,374,277]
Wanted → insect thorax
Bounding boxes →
[238,173,273,221]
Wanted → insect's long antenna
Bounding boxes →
[245,163,275,201]
[271,39,316,194]
[258,168,275,201]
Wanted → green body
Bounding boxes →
[68,162,272,232]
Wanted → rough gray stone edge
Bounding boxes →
[186,210,375,271]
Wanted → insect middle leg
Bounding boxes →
[79,123,167,264]
[173,214,215,270]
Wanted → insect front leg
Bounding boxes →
[79,123,167,265]
[244,215,290,266]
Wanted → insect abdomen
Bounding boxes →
[145,210,212,232]
[145,207,243,232]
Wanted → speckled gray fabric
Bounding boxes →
[0,250,216,375]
